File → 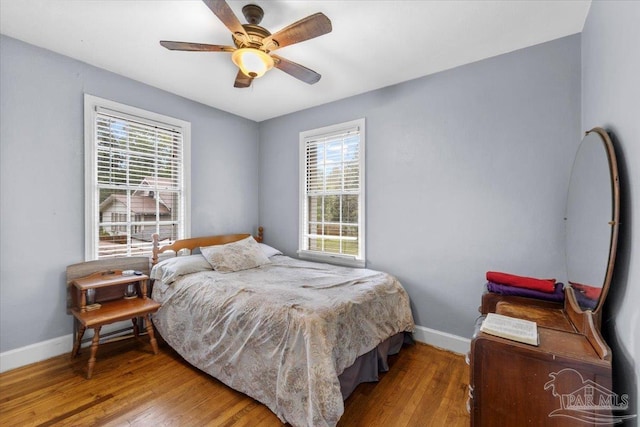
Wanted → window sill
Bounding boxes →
[297,250,366,268]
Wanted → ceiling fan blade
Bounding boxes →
[160,41,235,52]
[234,70,254,88]
[263,13,331,50]
[272,54,321,85]
[202,0,249,40]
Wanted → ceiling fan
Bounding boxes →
[160,0,332,88]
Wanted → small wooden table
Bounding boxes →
[70,270,160,379]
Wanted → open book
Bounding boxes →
[480,313,539,346]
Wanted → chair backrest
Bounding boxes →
[66,257,150,313]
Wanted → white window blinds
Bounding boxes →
[299,119,365,266]
[85,95,190,260]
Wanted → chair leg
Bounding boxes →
[145,314,159,355]
[71,325,86,358]
[132,317,139,337]
[86,326,101,379]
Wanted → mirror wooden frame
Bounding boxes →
[566,127,620,324]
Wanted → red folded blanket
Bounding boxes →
[486,271,556,293]
[570,282,601,300]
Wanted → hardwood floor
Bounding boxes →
[0,338,469,426]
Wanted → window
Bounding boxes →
[84,95,191,260]
[299,118,365,267]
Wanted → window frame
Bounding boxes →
[298,118,366,267]
[84,94,191,260]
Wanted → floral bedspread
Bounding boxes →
[151,255,414,427]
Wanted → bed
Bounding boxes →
[150,229,415,427]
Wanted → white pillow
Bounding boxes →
[150,254,212,284]
[259,243,283,258]
[201,236,270,273]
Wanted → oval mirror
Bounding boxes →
[565,127,620,315]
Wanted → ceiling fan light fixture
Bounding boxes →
[232,48,274,78]
[159,1,331,87]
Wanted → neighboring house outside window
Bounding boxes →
[84,94,191,260]
[299,118,365,267]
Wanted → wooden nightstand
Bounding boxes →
[70,270,160,379]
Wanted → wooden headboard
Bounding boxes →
[152,226,264,265]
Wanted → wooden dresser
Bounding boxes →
[468,289,613,426]
[468,128,621,426]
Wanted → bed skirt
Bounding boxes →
[338,332,413,399]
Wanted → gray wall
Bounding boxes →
[0,35,260,352]
[582,0,640,415]
[3,6,636,410]
[259,35,581,337]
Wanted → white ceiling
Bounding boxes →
[0,0,590,122]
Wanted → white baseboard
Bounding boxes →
[412,325,471,355]
[0,321,134,373]
[0,334,73,373]
[1,325,471,374]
